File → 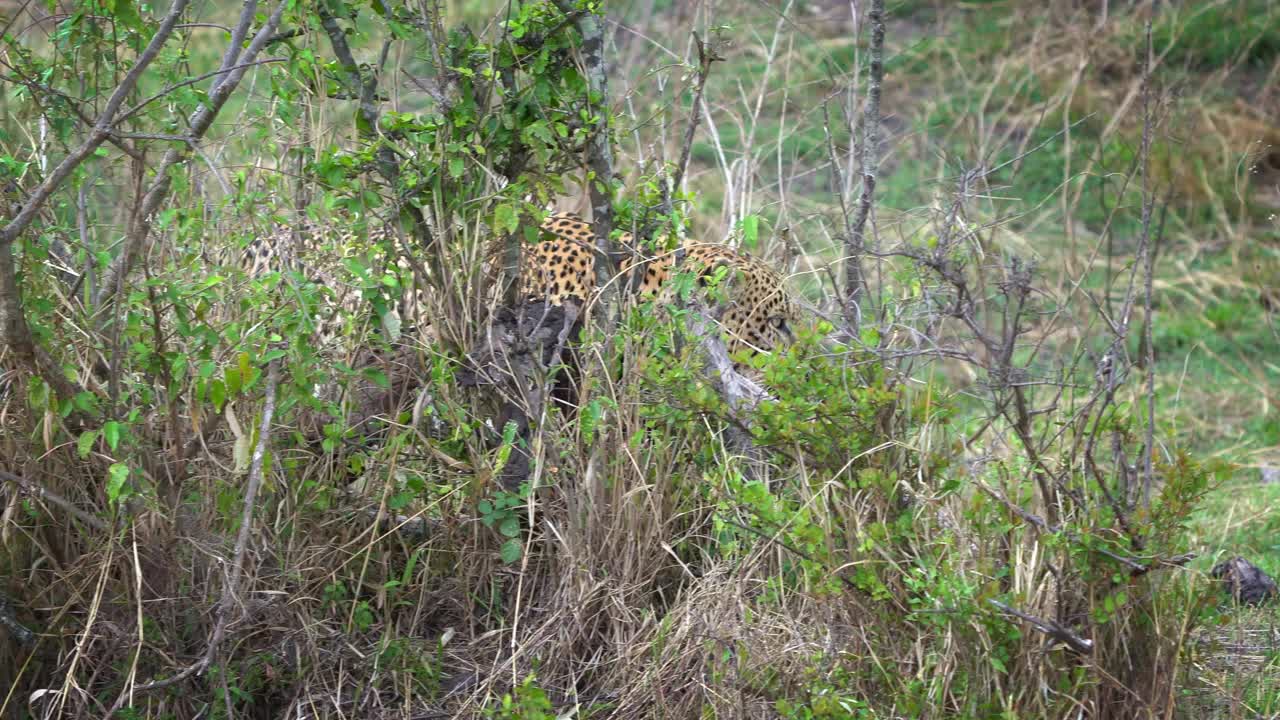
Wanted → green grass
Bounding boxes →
[1148,0,1280,71]
[1194,479,1280,576]
[1188,475,1280,716]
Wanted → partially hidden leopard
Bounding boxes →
[233,209,798,365]
[520,212,799,360]
[233,218,429,352]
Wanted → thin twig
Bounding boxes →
[671,32,719,205]
[116,57,288,123]
[0,469,108,532]
[1138,17,1157,508]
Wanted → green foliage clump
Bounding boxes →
[1149,0,1280,70]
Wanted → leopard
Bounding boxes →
[233,217,430,352]
[520,212,798,360]
[234,209,796,362]
[228,208,798,494]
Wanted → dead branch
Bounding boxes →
[206,357,279,665]
[0,593,35,646]
[105,357,280,712]
[844,0,885,330]
[0,469,108,532]
[989,599,1094,655]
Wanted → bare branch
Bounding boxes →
[216,0,260,80]
[844,0,886,330]
[989,600,1094,655]
[0,469,108,532]
[0,593,35,646]
[106,358,279,710]
[552,0,616,298]
[207,357,279,666]
[1138,17,1157,508]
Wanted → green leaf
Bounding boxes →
[493,420,520,474]
[107,0,142,31]
[499,516,520,538]
[237,352,251,387]
[500,538,522,564]
[103,421,121,451]
[198,360,217,380]
[224,366,242,396]
[106,463,129,505]
[210,379,227,411]
[494,203,519,235]
[740,215,759,248]
[400,548,423,586]
[448,156,464,179]
[73,391,99,413]
[77,430,99,459]
[363,367,390,388]
[388,491,413,510]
